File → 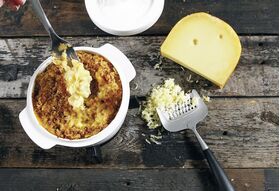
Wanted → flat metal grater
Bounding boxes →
[156,90,208,132]
[156,90,235,191]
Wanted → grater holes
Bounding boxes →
[165,98,198,120]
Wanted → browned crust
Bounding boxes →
[32,51,122,139]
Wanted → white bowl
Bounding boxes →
[85,0,165,36]
[19,44,136,149]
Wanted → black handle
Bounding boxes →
[203,149,235,191]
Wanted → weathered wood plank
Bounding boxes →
[0,98,278,168]
[0,36,278,98]
[264,169,279,191]
[0,0,278,36]
[0,168,278,191]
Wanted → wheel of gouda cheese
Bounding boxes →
[161,12,242,88]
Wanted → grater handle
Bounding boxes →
[193,128,208,150]
[203,149,235,191]
[192,128,235,191]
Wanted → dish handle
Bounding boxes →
[98,43,136,82]
[19,107,56,149]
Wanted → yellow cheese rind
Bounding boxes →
[160,12,242,88]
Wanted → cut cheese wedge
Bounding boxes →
[161,12,242,88]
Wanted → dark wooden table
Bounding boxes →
[0,1,278,190]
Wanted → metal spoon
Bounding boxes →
[31,0,79,61]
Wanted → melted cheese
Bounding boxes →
[53,51,92,110]
[161,12,242,88]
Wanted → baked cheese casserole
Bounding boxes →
[32,51,122,139]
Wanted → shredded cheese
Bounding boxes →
[202,95,211,102]
[141,78,188,129]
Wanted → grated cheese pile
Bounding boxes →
[141,79,188,129]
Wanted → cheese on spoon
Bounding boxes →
[53,51,92,111]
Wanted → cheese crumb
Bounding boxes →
[145,139,151,144]
[202,95,211,102]
[149,137,162,145]
[141,78,188,129]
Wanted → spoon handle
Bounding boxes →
[193,128,235,191]
[31,0,60,42]
[31,0,53,35]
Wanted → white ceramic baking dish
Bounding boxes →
[19,44,136,149]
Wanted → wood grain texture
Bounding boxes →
[0,98,278,168]
[264,169,279,191]
[0,1,278,190]
[0,0,278,36]
[0,36,278,98]
[0,168,278,191]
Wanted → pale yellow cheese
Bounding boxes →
[141,79,188,129]
[53,51,92,111]
[161,12,242,88]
